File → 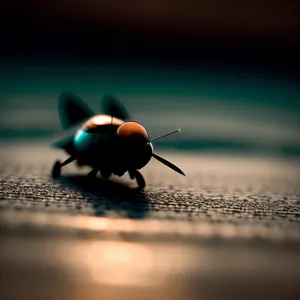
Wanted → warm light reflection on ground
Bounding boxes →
[60,240,203,288]
[76,241,155,286]
[2,213,300,300]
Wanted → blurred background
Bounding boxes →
[1,0,300,156]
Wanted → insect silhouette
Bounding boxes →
[51,92,185,189]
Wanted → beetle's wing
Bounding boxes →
[58,92,95,130]
[52,135,75,156]
[101,95,131,121]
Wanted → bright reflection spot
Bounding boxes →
[74,241,155,286]
[93,115,113,125]
[86,218,109,231]
[61,239,203,288]
[74,129,86,143]
[91,115,124,126]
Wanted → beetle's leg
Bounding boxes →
[117,170,126,177]
[100,169,112,179]
[52,157,75,179]
[87,168,99,178]
[61,156,75,167]
[52,160,61,178]
[128,170,135,180]
[134,170,145,189]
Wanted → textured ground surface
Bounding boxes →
[1,143,300,300]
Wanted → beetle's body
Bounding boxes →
[51,93,185,188]
[74,115,125,173]
[73,114,153,177]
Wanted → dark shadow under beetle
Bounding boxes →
[54,175,150,219]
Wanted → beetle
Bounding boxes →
[51,92,185,189]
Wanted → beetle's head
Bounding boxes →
[116,122,153,169]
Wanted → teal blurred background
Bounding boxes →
[1,1,299,156]
[1,63,299,156]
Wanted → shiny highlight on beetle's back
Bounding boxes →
[83,115,123,130]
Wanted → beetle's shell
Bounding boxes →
[74,114,123,154]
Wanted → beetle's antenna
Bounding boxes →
[151,129,181,142]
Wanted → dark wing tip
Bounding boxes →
[58,92,94,130]
[101,95,130,121]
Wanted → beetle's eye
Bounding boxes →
[117,122,149,144]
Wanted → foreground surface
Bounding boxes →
[1,143,300,300]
